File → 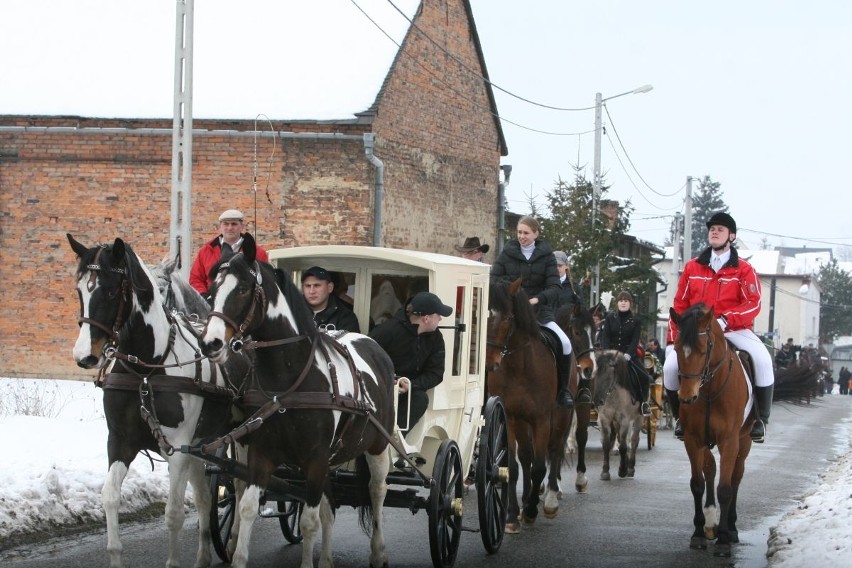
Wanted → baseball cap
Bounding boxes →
[409,292,453,317]
[301,266,332,282]
[218,209,244,222]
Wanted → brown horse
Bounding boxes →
[670,303,753,557]
[485,278,574,533]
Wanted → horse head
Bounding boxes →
[670,303,727,404]
[486,277,532,371]
[557,302,597,381]
[592,350,629,407]
[67,233,156,369]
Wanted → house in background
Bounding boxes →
[0,0,507,378]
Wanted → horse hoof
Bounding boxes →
[618,468,627,478]
[521,512,537,525]
[713,543,731,557]
[704,527,717,540]
[575,482,588,493]
[543,506,558,519]
[690,536,707,550]
[729,530,739,544]
[627,469,635,478]
[600,471,611,481]
[557,490,563,500]
[504,522,521,534]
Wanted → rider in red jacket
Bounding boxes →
[189,209,269,300]
[663,212,774,443]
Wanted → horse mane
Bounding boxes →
[677,303,709,349]
[489,280,539,336]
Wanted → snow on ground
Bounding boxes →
[1,377,850,565]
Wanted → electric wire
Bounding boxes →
[383,0,595,112]
[350,0,591,136]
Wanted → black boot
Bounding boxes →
[666,388,683,440]
[556,353,575,408]
[751,385,773,443]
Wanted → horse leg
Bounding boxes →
[300,460,331,568]
[686,444,709,550]
[365,450,389,568]
[544,410,570,516]
[713,441,741,557]
[617,422,630,478]
[227,443,249,559]
[702,448,718,541]
[574,405,590,492]
[517,428,538,524]
[164,453,193,568]
[727,437,751,545]
[599,417,613,481]
[102,460,130,568]
[504,420,522,534]
[231,484,260,568]
[186,457,213,568]
[318,495,335,568]
[626,415,641,478]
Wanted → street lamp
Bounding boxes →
[590,84,654,307]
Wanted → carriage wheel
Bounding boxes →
[428,439,464,568]
[277,498,304,544]
[208,444,237,563]
[476,396,508,554]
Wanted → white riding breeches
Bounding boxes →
[663,328,774,390]
[543,321,572,355]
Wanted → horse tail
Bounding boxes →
[355,454,375,536]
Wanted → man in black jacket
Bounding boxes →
[369,292,452,431]
[301,266,360,333]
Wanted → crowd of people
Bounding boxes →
[188,208,780,443]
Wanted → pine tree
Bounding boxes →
[817,259,852,343]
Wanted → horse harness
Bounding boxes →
[200,260,421,475]
[677,323,739,448]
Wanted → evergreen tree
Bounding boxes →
[816,259,852,343]
[668,175,728,255]
[539,172,660,329]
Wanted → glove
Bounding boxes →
[623,352,631,361]
[716,317,727,331]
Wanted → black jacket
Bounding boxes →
[557,276,583,310]
[312,295,360,333]
[490,239,560,323]
[601,310,641,361]
[368,308,446,393]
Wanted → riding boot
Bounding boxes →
[666,388,684,440]
[639,367,652,417]
[751,385,774,443]
[556,353,575,408]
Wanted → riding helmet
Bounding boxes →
[706,212,736,234]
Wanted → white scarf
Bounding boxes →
[520,242,536,260]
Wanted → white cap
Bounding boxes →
[218,209,244,222]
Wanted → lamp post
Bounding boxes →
[590,84,654,307]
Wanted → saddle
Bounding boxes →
[731,341,757,387]
[539,326,561,361]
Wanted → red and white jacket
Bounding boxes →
[666,246,762,345]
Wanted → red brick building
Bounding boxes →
[0,0,507,378]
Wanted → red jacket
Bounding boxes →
[666,246,762,345]
[189,236,269,295]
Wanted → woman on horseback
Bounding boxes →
[490,216,580,408]
[599,290,653,416]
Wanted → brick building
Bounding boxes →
[0,0,507,378]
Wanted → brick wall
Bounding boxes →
[0,0,503,378]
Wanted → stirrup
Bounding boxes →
[750,420,766,443]
[640,401,651,417]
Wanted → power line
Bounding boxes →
[349,0,591,136]
[384,0,595,112]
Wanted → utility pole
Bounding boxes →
[170,0,194,278]
[684,176,693,262]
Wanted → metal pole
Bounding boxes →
[683,176,693,262]
[768,275,777,335]
[590,92,602,307]
[170,0,194,278]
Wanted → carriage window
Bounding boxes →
[452,285,465,375]
[368,274,428,330]
[468,287,482,375]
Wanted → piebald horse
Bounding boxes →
[68,234,245,568]
[199,234,396,568]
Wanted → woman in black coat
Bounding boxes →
[600,290,652,415]
[490,216,583,407]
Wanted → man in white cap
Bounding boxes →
[189,209,269,300]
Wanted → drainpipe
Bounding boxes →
[497,164,512,255]
[363,133,384,247]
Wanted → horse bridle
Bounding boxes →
[77,247,131,350]
[486,313,530,361]
[677,324,732,388]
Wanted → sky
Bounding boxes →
[2,1,851,253]
[1,376,850,565]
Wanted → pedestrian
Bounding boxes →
[600,290,652,416]
[663,211,774,442]
[553,250,583,311]
[454,236,490,263]
[490,216,579,407]
[189,209,269,301]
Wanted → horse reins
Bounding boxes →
[487,314,530,360]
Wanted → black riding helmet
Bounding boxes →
[706,212,736,234]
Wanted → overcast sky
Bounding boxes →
[2,0,849,253]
